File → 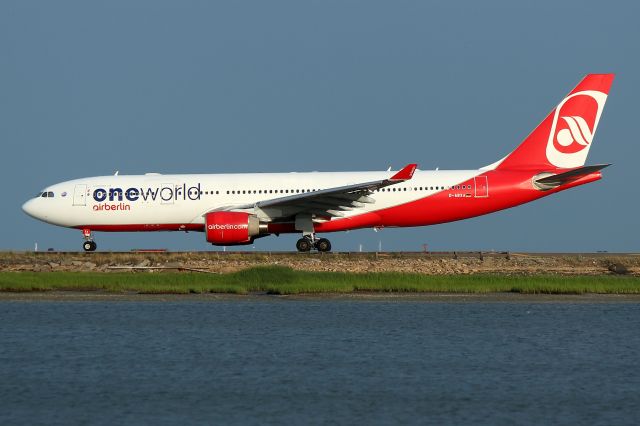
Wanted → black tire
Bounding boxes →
[83,241,97,252]
[315,238,331,252]
[296,238,312,252]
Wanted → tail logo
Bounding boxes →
[546,90,607,168]
[556,115,593,151]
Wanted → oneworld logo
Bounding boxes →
[93,184,202,203]
[546,90,607,168]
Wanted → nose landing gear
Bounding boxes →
[82,228,97,252]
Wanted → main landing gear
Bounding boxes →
[82,228,97,252]
[296,234,332,253]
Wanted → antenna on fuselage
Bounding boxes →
[114,170,119,176]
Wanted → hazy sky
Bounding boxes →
[1,0,638,252]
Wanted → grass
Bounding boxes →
[0,266,639,295]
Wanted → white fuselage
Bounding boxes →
[23,169,480,228]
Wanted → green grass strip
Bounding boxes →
[0,266,639,295]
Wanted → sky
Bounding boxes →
[1,0,638,253]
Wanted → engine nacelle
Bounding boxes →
[205,212,266,245]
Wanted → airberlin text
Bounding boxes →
[93,203,131,211]
[92,184,201,212]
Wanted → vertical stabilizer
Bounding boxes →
[496,74,614,170]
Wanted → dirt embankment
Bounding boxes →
[1,252,638,275]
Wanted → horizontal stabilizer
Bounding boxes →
[534,164,610,188]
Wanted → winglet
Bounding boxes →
[389,164,417,181]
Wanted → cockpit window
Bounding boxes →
[47,192,54,197]
[36,192,43,198]
[40,191,54,198]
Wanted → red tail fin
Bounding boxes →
[495,74,614,171]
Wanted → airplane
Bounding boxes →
[22,74,614,252]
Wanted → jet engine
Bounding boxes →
[205,211,268,245]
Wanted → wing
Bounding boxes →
[214,163,417,220]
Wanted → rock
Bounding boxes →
[608,263,629,275]
[71,261,83,266]
[48,262,60,268]
[136,259,151,267]
[83,262,97,270]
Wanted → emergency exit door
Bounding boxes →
[474,176,488,198]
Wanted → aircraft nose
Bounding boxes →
[22,199,40,219]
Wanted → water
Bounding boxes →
[1,298,639,425]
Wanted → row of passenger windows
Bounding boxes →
[37,185,472,200]
[377,184,472,192]
[225,188,320,195]
[195,185,472,196]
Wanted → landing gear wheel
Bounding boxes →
[296,238,312,252]
[83,241,97,252]
[315,238,332,253]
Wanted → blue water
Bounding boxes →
[1,299,639,425]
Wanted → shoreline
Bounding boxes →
[2,291,640,303]
[2,267,639,295]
